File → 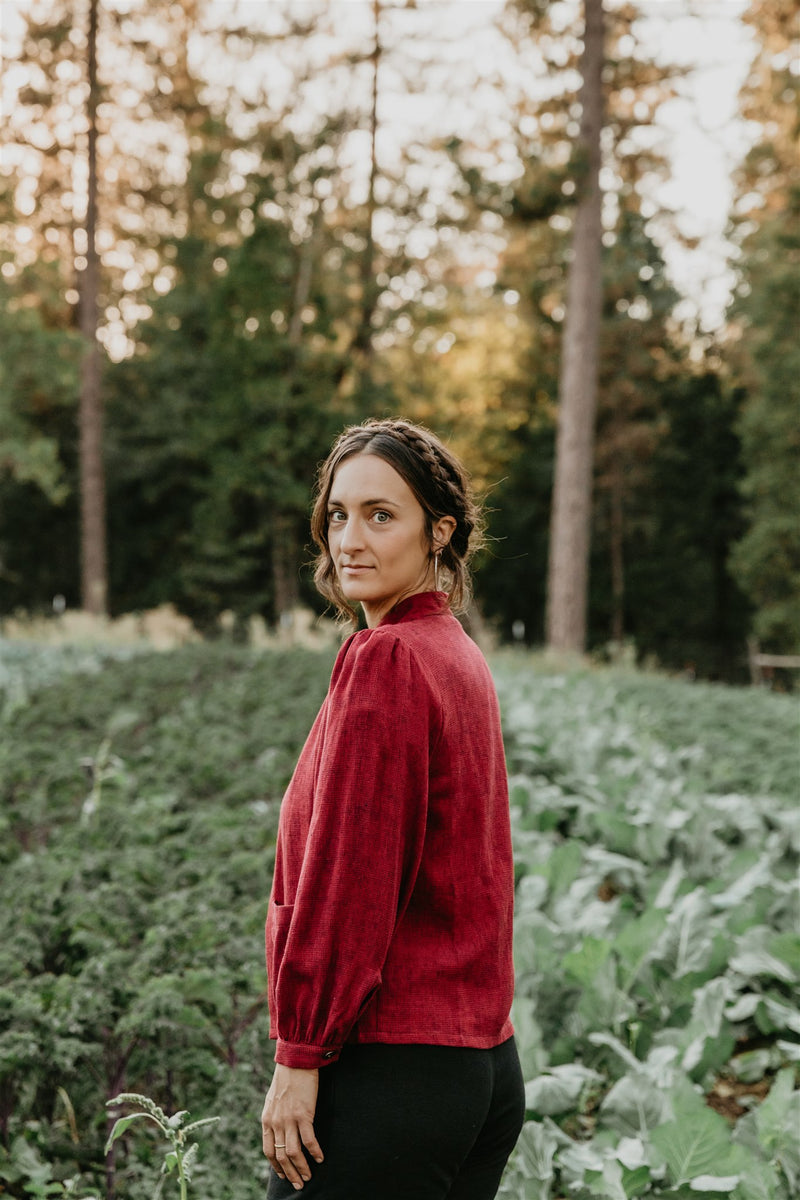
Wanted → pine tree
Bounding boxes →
[545,0,605,652]
[78,0,107,615]
[726,0,800,650]
[481,0,688,650]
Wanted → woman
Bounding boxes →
[261,418,524,1199]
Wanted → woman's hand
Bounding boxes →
[261,1064,324,1190]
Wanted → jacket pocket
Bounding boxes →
[267,901,294,972]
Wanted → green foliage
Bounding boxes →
[614,372,751,680]
[103,220,350,626]
[475,419,555,645]
[475,322,750,680]
[728,190,800,650]
[497,656,799,1199]
[2,643,798,1198]
[0,642,332,1198]
[105,1093,219,1199]
[0,272,80,613]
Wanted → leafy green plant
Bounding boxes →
[2,643,798,1198]
[0,1126,101,1199]
[105,1093,220,1200]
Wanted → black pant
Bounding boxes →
[266,1037,525,1200]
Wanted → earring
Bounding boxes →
[434,550,441,591]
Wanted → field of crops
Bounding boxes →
[1,638,798,1199]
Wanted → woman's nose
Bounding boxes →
[339,517,364,553]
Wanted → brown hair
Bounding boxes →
[310,418,484,623]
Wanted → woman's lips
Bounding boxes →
[341,564,373,573]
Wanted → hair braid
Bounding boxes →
[382,423,470,531]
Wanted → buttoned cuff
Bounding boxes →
[275,1038,341,1069]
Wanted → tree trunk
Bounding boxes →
[272,513,299,624]
[609,455,625,645]
[79,0,107,616]
[545,0,604,651]
[335,0,381,401]
[353,0,380,359]
[288,203,323,347]
[276,197,325,623]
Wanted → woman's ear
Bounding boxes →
[432,515,457,550]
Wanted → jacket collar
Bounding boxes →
[379,590,450,626]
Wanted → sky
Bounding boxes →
[0,0,757,330]
[632,0,755,327]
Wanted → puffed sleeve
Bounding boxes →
[270,631,439,1069]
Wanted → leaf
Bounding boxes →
[583,847,647,888]
[768,932,800,976]
[546,840,584,899]
[182,1116,221,1135]
[182,1142,199,1180]
[710,856,773,910]
[681,979,736,1076]
[558,1139,605,1181]
[754,1067,795,1153]
[525,1064,603,1116]
[106,1093,168,1124]
[759,996,800,1036]
[652,859,687,910]
[104,1112,156,1153]
[585,1158,628,1200]
[649,889,716,979]
[776,1039,800,1062]
[725,992,761,1022]
[614,907,668,978]
[621,1164,652,1196]
[690,978,729,1037]
[588,1031,642,1073]
[515,872,549,916]
[600,1074,669,1136]
[728,1049,774,1083]
[515,1119,560,1187]
[563,936,612,986]
[616,1137,648,1170]
[732,1156,783,1200]
[651,1105,742,1186]
[509,996,547,1080]
[729,949,796,984]
[689,1176,740,1192]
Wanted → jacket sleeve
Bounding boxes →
[270,631,439,1069]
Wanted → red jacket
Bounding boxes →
[265,590,515,1070]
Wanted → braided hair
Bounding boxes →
[310,418,484,623]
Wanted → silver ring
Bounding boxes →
[274,1143,286,1149]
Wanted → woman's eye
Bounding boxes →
[329,510,346,523]
[373,511,391,524]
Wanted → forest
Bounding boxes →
[0,0,797,678]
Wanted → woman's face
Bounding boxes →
[327,452,454,628]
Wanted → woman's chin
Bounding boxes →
[339,579,375,603]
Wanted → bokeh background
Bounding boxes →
[1,0,797,679]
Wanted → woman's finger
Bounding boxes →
[261,1125,284,1178]
[276,1128,311,1189]
[299,1117,324,1165]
